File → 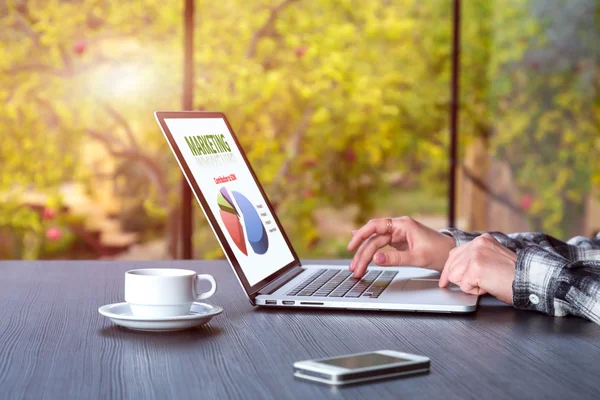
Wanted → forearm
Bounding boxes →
[513,246,600,324]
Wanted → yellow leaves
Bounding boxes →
[256,37,277,58]
[424,141,446,160]
[53,100,72,125]
[260,71,283,100]
[297,83,313,100]
[563,128,577,145]
[4,102,18,120]
[311,107,330,124]
[383,19,416,41]
[4,207,42,233]
[536,110,562,140]
[566,189,582,204]
[22,138,34,152]
[593,174,600,187]
[554,92,575,109]
[551,169,570,193]
[381,105,399,117]
[143,198,167,219]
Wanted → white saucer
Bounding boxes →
[98,302,223,332]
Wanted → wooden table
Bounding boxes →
[1,260,599,399]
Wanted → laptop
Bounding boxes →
[154,111,478,313]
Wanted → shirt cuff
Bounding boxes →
[439,227,480,247]
[512,246,569,315]
[440,228,522,252]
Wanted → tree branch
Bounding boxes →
[58,45,74,75]
[35,97,60,127]
[3,55,129,78]
[86,128,166,204]
[246,0,300,59]
[86,128,123,152]
[3,64,60,75]
[459,163,525,215]
[274,107,313,182]
[101,103,139,149]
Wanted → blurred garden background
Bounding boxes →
[1,0,599,261]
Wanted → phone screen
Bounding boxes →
[319,353,410,369]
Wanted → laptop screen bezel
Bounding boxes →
[155,111,301,300]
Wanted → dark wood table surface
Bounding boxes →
[1,260,599,400]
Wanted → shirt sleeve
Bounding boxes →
[440,228,600,261]
[513,245,600,324]
[440,227,600,323]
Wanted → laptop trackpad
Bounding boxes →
[402,278,461,292]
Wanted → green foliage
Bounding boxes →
[2,0,456,258]
[191,0,455,253]
[2,0,598,259]
[462,0,600,237]
[0,0,180,257]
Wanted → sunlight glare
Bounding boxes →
[90,62,157,101]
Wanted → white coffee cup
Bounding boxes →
[125,268,217,318]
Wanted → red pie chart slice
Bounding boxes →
[219,209,247,256]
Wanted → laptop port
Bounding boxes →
[282,301,295,305]
[265,300,276,305]
[300,302,324,306]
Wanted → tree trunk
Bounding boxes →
[462,137,489,231]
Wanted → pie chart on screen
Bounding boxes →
[217,187,269,256]
[218,187,247,255]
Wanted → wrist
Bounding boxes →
[441,232,456,250]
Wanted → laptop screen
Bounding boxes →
[164,116,296,287]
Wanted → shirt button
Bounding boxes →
[529,294,540,305]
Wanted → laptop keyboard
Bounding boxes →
[286,269,398,299]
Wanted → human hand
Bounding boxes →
[347,217,456,278]
[439,233,516,304]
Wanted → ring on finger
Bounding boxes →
[385,217,393,234]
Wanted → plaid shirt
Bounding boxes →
[440,228,600,324]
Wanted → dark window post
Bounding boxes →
[449,0,461,228]
[181,0,195,259]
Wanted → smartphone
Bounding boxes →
[293,350,430,386]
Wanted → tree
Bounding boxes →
[461,0,600,238]
[0,0,182,257]
[8,0,594,260]
[2,0,461,259]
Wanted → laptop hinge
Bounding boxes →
[258,266,304,295]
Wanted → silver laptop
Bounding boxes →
[155,111,478,313]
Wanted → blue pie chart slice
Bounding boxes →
[232,191,269,255]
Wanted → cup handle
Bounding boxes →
[194,274,217,301]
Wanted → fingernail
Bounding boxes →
[350,261,355,271]
[375,253,386,264]
[351,230,357,235]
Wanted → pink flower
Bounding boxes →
[42,208,55,220]
[295,45,308,58]
[520,195,533,211]
[344,148,357,163]
[73,40,87,55]
[302,188,314,199]
[303,159,317,168]
[46,227,62,241]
